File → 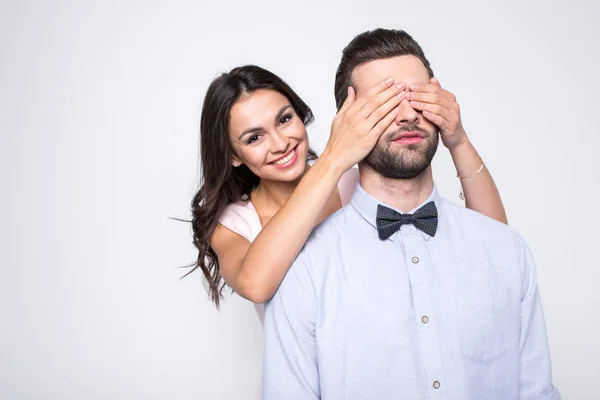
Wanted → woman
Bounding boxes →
[191,64,506,311]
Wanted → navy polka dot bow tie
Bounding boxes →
[376,202,438,240]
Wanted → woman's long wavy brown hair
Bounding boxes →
[189,65,317,308]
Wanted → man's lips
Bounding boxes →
[392,131,425,144]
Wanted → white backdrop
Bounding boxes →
[1,0,598,399]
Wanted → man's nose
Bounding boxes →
[394,97,419,126]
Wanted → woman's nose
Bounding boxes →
[270,130,290,153]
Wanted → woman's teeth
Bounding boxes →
[273,148,295,165]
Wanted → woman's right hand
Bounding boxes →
[323,77,406,172]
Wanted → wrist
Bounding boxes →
[450,137,486,179]
[316,148,347,177]
[457,163,485,180]
[448,136,471,156]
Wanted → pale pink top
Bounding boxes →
[217,168,359,398]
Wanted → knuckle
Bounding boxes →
[338,119,348,129]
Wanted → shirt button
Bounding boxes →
[421,316,429,324]
[411,256,419,264]
[433,381,441,389]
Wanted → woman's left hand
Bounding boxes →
[406,77,468,150]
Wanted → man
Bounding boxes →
[262,28,560,400]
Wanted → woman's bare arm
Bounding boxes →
[451,139,507,224]
[408,77,507,224]
[213,77,407,303]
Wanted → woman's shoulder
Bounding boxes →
[338,167,359,206]
[218,200,262,243]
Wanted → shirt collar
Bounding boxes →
[350,182,442,241]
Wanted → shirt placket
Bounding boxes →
[400,227,448,400]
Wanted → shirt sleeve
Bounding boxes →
[517,235,561,400]
[262,251,320,400]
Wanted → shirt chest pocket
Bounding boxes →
[455,276,520,365]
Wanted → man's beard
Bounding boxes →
[364,125,439,179]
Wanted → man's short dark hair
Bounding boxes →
[334,28,434,110]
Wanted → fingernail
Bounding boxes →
[396,83,405,90]
[397,91,406,99]
[386,77,394,84]
[406,92,414,99]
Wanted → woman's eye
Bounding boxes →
[246,134,260,144]
[278,114,292,125]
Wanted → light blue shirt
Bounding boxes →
[263,183,560,400]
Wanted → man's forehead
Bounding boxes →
[352,55,430,94]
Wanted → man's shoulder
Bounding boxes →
[290,205,354,268]
[439,197,522,243]
[307,205,354,243]
[275,209,352,299]
[440,198,534,279]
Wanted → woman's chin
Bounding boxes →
[269,163,306,182]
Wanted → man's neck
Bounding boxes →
[358,163,434,213]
